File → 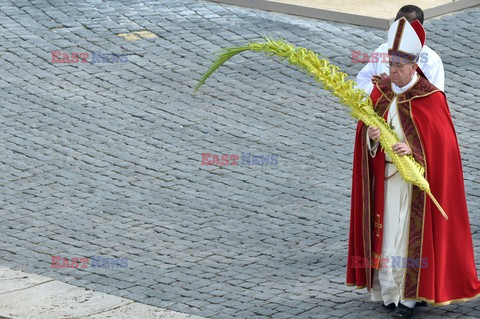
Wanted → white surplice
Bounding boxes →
[367,74,419,308]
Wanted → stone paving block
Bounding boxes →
[1,1,480,318]
[0,280,130,318]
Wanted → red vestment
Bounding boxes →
[346,76,480,305]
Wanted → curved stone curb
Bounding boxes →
[208,0,480,29]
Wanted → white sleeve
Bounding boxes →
[366,130,379,157]
[355,43,386,95]
[356,61,376,95]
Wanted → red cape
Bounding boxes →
[346,76,480,305]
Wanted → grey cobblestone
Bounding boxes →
[0,0,479,318]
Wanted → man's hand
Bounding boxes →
[371,72,388,84]
[368,126,380,141]
[392,142,412,156]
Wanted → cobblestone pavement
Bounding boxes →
[1,1,480,318]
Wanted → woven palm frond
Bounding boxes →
[195,38,447,220]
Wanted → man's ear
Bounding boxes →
[413,63,419,71]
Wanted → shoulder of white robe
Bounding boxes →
[421,45,443,65]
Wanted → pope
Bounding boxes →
[347,17,480,318]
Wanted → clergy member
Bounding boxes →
[346,17,480,319]
[356,5,444,94]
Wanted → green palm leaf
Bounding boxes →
[195,38,448,220]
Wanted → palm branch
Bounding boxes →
[195,38,448,220]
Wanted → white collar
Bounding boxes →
[392,72,419,94]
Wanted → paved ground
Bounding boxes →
[0,0,479,318]
[0,266,206,319]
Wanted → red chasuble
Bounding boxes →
[346,75,480,305]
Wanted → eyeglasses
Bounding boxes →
[386,61,412,69]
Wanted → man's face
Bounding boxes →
[388,55,416,87]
